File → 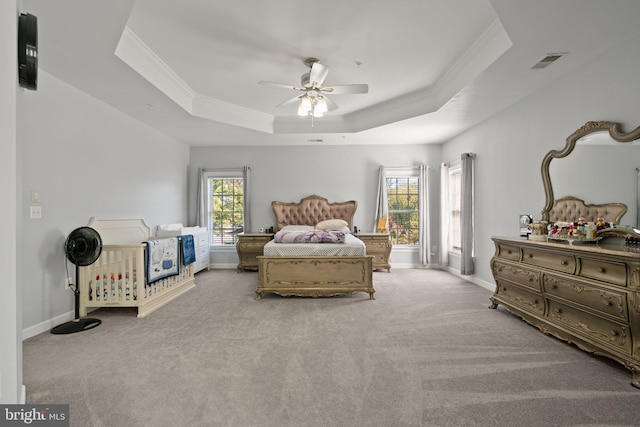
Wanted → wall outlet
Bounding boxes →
[259,227,264,232]
[65,277,73,288]
[30,206,42,219]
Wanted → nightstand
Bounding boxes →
[354,232,392,271]
[236,232,274,271]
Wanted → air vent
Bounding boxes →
[531,53,566,69]
[307,138,323,143]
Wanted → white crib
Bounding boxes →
[78,218,195,318]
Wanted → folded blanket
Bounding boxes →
[181,235,196,266]
[273,229,345,244]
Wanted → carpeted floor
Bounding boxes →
[23,269,640,427]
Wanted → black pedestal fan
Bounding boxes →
[51,226,103,334]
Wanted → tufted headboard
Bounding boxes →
[549,196,627,224]
[272,195,357,231]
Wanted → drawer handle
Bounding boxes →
[554,308,562,315]
[610,330,619,337]
[605,300,613,306]
[560,260,568,266]
[533,299,539,305]
[527,253,534,258]
[597,267,605,273]
[507,250,512,254]
[551,284,558,290]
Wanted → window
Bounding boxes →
[448,164,462,252]
[386,174,419,245]
[208,176,244,245]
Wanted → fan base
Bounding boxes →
[50,318,101,335]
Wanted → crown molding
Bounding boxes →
[115,20,510,136]
[115,26,195,112]
[192,95,274,133]
[115,26,274,134]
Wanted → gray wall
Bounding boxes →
[18,70,191,334]
[441,32,640,288]
[189,144,442,267]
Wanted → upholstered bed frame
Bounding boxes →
[256,195,374,300]
[549,196,627,224]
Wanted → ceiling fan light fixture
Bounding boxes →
[315,97,328,114]
[298,96,312,116]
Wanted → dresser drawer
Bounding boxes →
[578,257,627,287]
[496,243,520,261]
[196,233,209,247]
[493,260,541,291]
[196,245,208,258]
[548,299,631,354]
[194,257,209,272]
[495,280,544,315]
[522,248,576,274]
[543,274,628,321]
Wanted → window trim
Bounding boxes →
[205,169,244,247]
[448,161,462,254]
[385,167,420,247]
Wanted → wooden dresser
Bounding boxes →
[490,236,640,387]
[236,232,273,271]
[354,232,392,271]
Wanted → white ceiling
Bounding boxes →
[22,0,640,146]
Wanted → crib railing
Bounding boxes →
[78,243,195,317]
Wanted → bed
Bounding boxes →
[78,218,195,318]
[256,195,375,300]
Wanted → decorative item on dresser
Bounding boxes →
[236,232,274,271]
[353,232,392,271]
[256,195,374,300]
[490,120,640,388]
[157,224,210,273]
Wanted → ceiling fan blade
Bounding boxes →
[324,96,339,112]
[275,95,303,108]
[322,84,369,94]
[258,81,303,91]
[309,62,329,87]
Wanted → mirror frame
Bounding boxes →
[541,120,640,224]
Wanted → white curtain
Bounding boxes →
[373,166,388,232]
[195,168,207,227]
[195,167,252,231]
[418,164,430,265]
[243,166,252,233]
[439,162,450,267]
[460,153,475,275]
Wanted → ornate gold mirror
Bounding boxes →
[540,121,640,236]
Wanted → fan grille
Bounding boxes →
[65,226,102,266]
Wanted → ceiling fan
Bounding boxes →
[259,57,368,125]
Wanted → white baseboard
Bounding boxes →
[22,310,74,340]
[208,263,238,270]
[445,266,496,291]
[21,385,26,404]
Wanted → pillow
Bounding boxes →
[280,225,315,232]
[316,219,349,231]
